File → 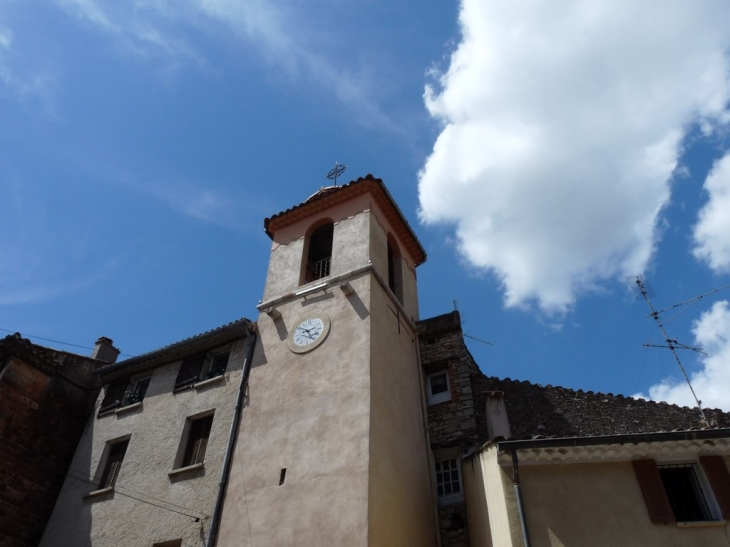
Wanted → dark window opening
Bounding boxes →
[206,352,230,380]
[430,373,448,395]
[123,376,151,406]
[304,223,333,283]
[182,415,214,467]
[99,440,129,489]
[659,464,714,522]
[388,242,396,293]
[98,378,129,415]
[173,353,207,392]
[386,235,403,304]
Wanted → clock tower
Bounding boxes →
[217,175,438,546]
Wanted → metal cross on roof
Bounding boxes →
[326,162,347,186]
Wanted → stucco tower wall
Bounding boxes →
[368,272,438,546]
[218,212,374,546]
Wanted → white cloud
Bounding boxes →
[419,0,730,313]
[51,0,395,129]
[639,300,730,412]
[693,152,730,272]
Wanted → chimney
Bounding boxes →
[485,391,511,439]
[92,337,120,363]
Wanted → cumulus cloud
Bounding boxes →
[693,152,730,272]
[419,0,730,313]
[640,301,730,411]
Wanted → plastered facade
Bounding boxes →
[218,190,436,546]
[39,337,252,547]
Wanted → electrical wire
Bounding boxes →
[65,467,207,520]
[0,327,135,357]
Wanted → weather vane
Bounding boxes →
[326,162,347,186]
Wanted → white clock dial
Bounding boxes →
[287,314,331,353]
[293,318,324,346]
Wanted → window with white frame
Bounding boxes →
[634,457,730,524]
[435,458,462,500]
[427,370,451,405]
[658,463,721,522]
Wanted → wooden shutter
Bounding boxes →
[700,456,730,518]
[174,353,206,391]
[182,415,213,467]
[99,378,129,414]
[633,459,675,524]
[100,440,129,488]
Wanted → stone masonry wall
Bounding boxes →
[418,312,488,450]
[0,336,101,547]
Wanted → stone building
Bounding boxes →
[0,333,116,547]
[23,175,730,546]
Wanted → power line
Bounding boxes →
[0,327,134,358]
[65,467,207,520]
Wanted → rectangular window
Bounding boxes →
[204,351,230,381]
[181,415,214,467]
[634,458,729,524]
[174,348,230,391]
[659,464,716,522]
[436,458,462,498]
[427,370,451,405]
[123,375,151,406]
[99,440,129,489]
[98,377,130,415]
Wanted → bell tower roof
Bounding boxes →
[264,174,427,266]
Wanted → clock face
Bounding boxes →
[287,314,330,353]
[293,318,324,346]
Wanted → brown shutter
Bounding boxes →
[700,456,730,518]
[633,459,675,524]
[174,353,206,391]
[99,378,129,414]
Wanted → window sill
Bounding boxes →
[115,401,143,415]
[168,463,204,477]
[437,494,465,506]
[194,375,224,389]
[677,520,727,528]
[84,486,114,500]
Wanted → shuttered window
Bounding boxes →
[633,459,676,524]
[173,353,206,392]
[99,440,129,489]
[634,458,730,524]
[98,378,129,415]
[181,415,214,467]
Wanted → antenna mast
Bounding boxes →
[635,277,707,425]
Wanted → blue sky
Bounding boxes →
[3,1,730,414]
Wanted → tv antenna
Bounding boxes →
[635,276,711,425]
[326,162,347,186]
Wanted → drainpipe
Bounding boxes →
[206,332,257,547]
[511,449,531,547]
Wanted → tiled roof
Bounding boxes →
[264,174,427,266]
[96,317,256,381]
[0,333,101,376]
[481,375,730,439]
